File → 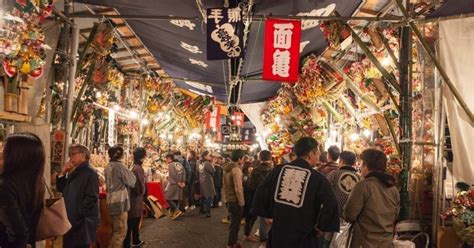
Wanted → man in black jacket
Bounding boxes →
[252,137,339,248]
[57,144,99,248]
[247,150,273,246]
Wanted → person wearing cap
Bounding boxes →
[124,147,147,248]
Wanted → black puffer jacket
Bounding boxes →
[0,175,42,248]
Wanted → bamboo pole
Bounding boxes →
[392,0,474,125]
[376,28,402,71]
[383,111,402,156]
[324,59,382,113]
[65,26,79,150]
[347,24,402,93]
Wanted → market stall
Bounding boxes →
[1,0,474,247]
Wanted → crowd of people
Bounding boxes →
[0,133,400,248]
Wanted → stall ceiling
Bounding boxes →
[75,0,363,103]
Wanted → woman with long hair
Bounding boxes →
[344,148,400,248]
[0,133,46,247]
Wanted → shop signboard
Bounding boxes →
[232,112,245,127]
[262,18,301,82]
[206,7,244,60]
[206,106,221,131]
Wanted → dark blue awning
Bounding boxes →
[428,0,474,18]
[76,0,362,103]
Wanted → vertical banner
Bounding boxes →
[233,112,245,127]
[51,130,65,163]
[108,110,115,146]
[206,106,221,131]
[207,7,244,60]
[262,19,301,82]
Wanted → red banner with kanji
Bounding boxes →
[233,112,245,127]
[262,19,301,82]
[206,106,221,130]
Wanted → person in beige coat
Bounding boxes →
[223,149,246,248]
[344,148,400,248]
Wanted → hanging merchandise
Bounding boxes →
[262,18,301,82]
[206,7,244,60]
[0,0,52,79]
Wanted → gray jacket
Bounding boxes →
[104,161,136,215]
[199,160,216,198]
[165,162,186,200]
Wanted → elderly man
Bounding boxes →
[57,144,100,248]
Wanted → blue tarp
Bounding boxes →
[428,0,474,19]
[77,0,362,103]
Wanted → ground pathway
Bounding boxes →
[140,205,262,248]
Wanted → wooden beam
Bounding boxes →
[80,23,127,33]
[122,63,161,70]
[0,111,31,122]
[115,56,155,63]
[70,7,115,16]
[359,8,378,16]
[116,45,146,53]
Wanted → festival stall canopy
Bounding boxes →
[428,0,474,18]
[75,0,363,103]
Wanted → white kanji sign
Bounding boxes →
[273,23,294,49]
[189,58,208,68]
[272,49,291,77]
[180,41,202,54]
[170,20,196,30]
[208,9,224,24]
[274,165,310,208]
[228,7,242,23]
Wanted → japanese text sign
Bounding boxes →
[232,112,245,127]
[207,7,244,60]
[206,106,221,131]
[262,19,301,82]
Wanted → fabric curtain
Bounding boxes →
[439,17,474,184]
[240,102,269,150]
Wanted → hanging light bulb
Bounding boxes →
[275,115,281,124]
[349,133,359,141]
[363,129,372,138]
[129,110,139,119]
[113,104,121,111]
[381,57,391,67]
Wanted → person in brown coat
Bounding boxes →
[318,145,340,175]
[223,149,246,248]
[124,147,147,248]
[344,148,400,248]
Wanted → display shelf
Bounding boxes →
[0,111,31,122]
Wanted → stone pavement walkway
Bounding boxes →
[140,205,262,248]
